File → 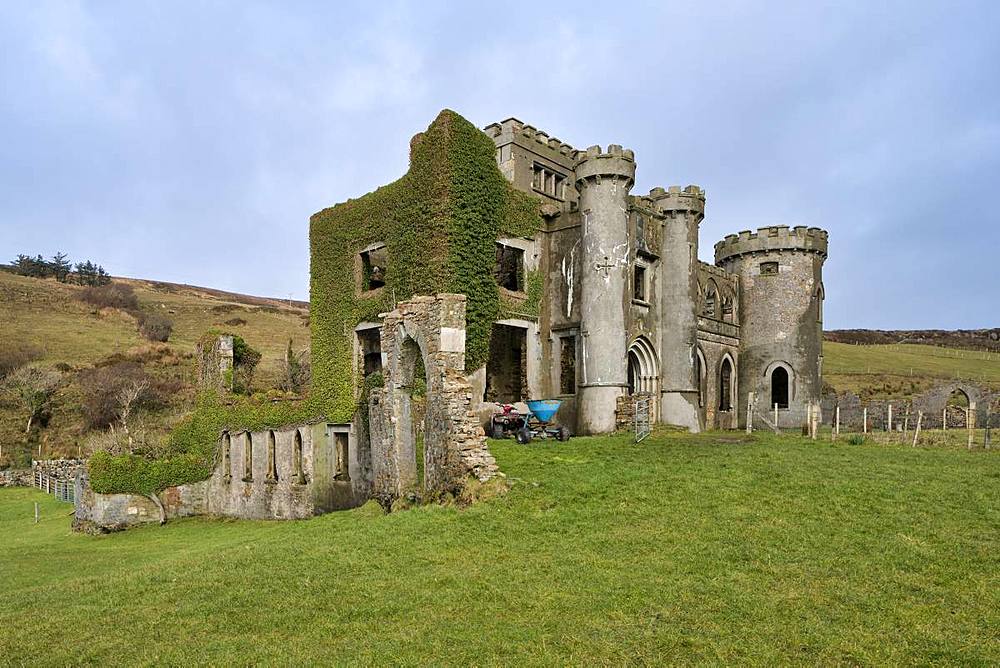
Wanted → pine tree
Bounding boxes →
[51,252,71,282]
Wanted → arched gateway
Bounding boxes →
[370,294,499,501]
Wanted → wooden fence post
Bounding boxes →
[943,407,947,431]
[34,503,39,524]
[774,403,779,431]
[746,392,753,434]
[888,404,893,432]
[833,405,840,441]
[912,412,922,447]
[863,407,868,434]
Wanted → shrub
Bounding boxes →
[79,283,138,310]
[137,313,173,342]
[224,317,247,326]
[847,434,865,445]
[0,344,43,380]
[78,362,161,430]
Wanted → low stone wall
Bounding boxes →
[0,469,33,487]
[74,470,209,532]
[34,458,84,480]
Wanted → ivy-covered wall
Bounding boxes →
[309,109,542,425]
[90,109,542,496]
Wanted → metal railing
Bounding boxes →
[34,471,75,504]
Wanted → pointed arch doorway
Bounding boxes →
[627,336,660,422]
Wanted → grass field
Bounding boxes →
[823,341,1000,400]
[2,431,998,665]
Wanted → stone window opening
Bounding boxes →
[722,294,735,321]
[265,430,278,483]
[485,323,527,403]
[704,289,717,318]
[559,334,577,395]
[531,163,566,200]
[771,366,789,409]
[719,357,734,411]
[293,430,306,485]
[494,243,524,292]
[357,326,383,378]
[816,283,825,324]
[359,244,388,291]
[695,349,706,407]
[242,432,253,482]
[760,261,779,276]
[633,264,647,303]
[222,432,232,484]
[334,432,350,481]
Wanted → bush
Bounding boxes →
[79,283,138,311]
[224,317,247,326]
[137,313,173,342]
[847,434,866,445]
[0,344,43,380]
[78,362,161,430]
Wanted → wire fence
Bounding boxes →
[34,470,75,504]
[634,397,651,443]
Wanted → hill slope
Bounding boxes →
[0,271,309,463]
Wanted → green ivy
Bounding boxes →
[89,109,542,496]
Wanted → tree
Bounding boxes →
[116,378,150,450]
[50,252,71,282]
[279,339,311,393]
[5,366,60,434]
[232,336,262,395]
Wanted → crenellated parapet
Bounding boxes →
[714,225,828,264]
[484,118,579,164]
[649,185,706,219]
[574,145,636,187]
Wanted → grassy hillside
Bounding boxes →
[823,341,1000,400]
[0,271,308,462]
[2,431,997,664]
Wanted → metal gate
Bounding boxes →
[634,397,651,443]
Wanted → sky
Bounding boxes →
[1,1,998,329]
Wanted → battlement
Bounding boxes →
[574,144,636,185]
[483,118,579,159]
[648,185,706,217]
[714,225,828,263]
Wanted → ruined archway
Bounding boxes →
[371,294,499,501]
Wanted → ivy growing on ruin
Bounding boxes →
[88,109,542,496]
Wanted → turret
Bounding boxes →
[573,145,636,434]
[715,226,828,428]
[650,185,706,431]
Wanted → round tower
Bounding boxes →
[574,144,635,434]
[714,226,829,428]
[651,185,705,431]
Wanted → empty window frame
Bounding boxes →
[222,432,232,483]
[559,335,577,395]
[334,432,350,481]
[760,261,779,276]
[266,430,278,482]
[357,327,383,378]
[359,244,388,291]
[633,264,647,302]
[242,432,253,482]
[719,358,734,411]
[531,163,566,199]
[494,243,524,292]
[293,430,306,484]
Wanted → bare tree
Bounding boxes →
[5,366,60,434]
[116,378,150,450]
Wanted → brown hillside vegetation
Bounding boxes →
[0,271,308,464]
[825,328,1000,352]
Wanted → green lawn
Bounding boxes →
[2,432,998,665]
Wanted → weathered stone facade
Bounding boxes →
[371,294,498,502]
[329,115,829,435]
[480,118,827,433]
